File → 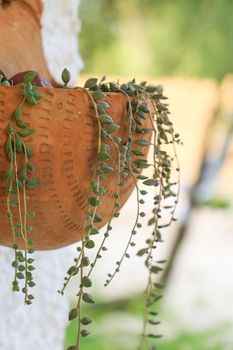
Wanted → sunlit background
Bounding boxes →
[65,1,233,349]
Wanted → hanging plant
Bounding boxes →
[0,70,181,350]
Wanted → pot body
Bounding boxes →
[0,86,152,249]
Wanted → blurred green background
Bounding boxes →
[79,0,233,80]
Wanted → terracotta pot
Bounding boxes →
[0,0,53,82]
[0,86,152,250]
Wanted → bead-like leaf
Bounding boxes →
[82,276,92,288]
[18,128,35,137]
[26,178,40,189]
[84,78,98,89]
[23,71,37,83]
[62,68,71,85]
[88,197,100,207]
[81,329,90,337]
[104,123,119,134]
[69,308,78,321]
[82,293,95,304]
[134,139,151,146]
[92,91,105,100]
[137,248,148,256]
[81,317,92,325]
[85,240,95,249]
[143,179,159,186]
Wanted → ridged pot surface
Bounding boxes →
[0,86,152,249]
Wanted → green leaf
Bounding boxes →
[154,283,164,289]
[113,136,121,144]
[100,143,110,154]
[67,266,78,276]
[92,91,105,100]
[137,248,148,257]
[98,151,109,161]
[92,182,105,196]
[143,179,159,186]
[18,128,35,137]
[19,166,27,182]
[27,95,37,105]
[132,150,144,156]
[61,68,71,85]
[137,175,148,180]
[28,265,35,271]
[145,85,158,93]
[26,162,35,171]
[27,258,35,264]
[1,80,10,86]
[4,138,14,160]
[13,107,22,119]
[141,128,152,134]
[93,213,102,223]
[109,82,120,92]
[81,329,90,337]
[146,334,163,339]
[23,71,37,83]
[88,197,100,207]
[3,167,13,180]
[16,118,28,129]
[28,211,36,218]
[98,143,110,161]
[102,165,113,174]
[32,88,41,100]
[150,265,163,274]
[25,145,33,158]
[82,293,95,304]
[82,276,92,288]
[137,110,145,119]
[104,123,119,134]
[84,78,98,89]
[85,240,95,249]
[81,257,90,267]
[90,227,99,235]
[81,317,92,325]
[140,190,148,195]
[148,217,155,226]
[134,159,150,169]
[28,281,36,288]
[14,179,23,189]
[99,115,113,124]
[18,265,25,271]
[16,272,24,279]
[26,178,40,189]
[139,104,149,113]
[15,136,23,153]
[149,311,158,316]
[69,308,78,321]
[134,139,151,146]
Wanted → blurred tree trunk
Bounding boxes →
[162,105,233,286]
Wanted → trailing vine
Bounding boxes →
[59,77,181,350]
[1,70,180,349]
[3,72,42,304]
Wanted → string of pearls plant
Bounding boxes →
[1,69,181,350]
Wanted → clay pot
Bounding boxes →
[0,86,152,250]
[0,0,53,83]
